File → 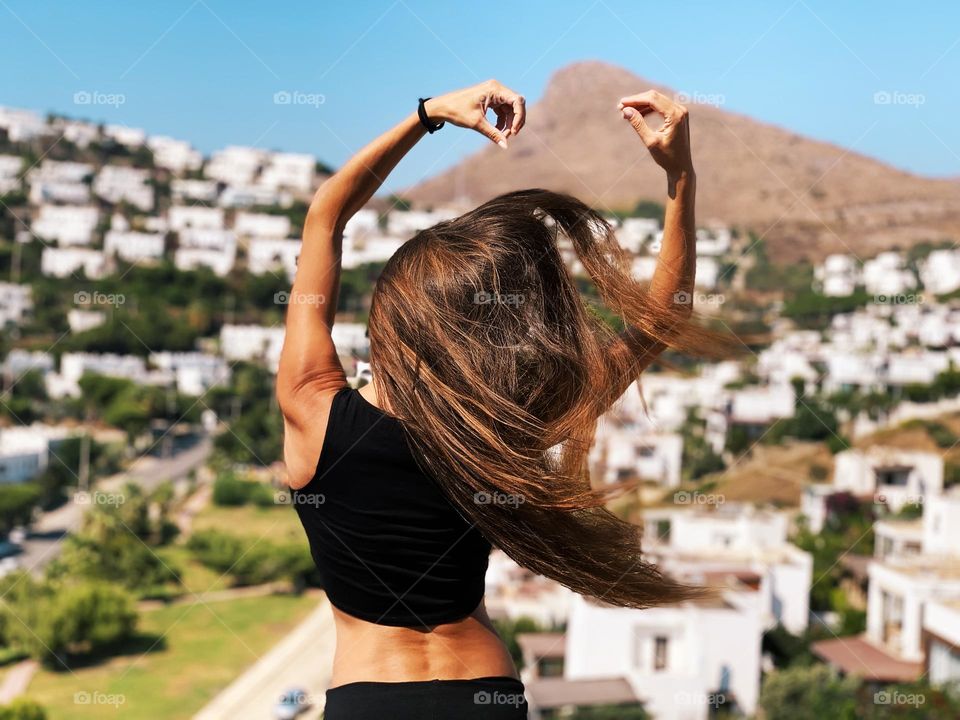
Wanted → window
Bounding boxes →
[654,636,668,671]
[875,467,911,487]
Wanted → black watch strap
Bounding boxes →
[417,97,445,133]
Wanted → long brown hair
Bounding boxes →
[368,189,726,607]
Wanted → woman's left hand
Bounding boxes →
[424,80,526,149]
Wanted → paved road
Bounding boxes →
[16,436,213,574]
[194,595,336,720]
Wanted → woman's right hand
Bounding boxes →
[618,90,693,180]
[424,80,526,149]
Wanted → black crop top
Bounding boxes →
[291,386,491,627]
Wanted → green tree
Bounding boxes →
[759,665,859,720]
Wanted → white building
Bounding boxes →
[833,447,943,512]
[104,230,165,263]
[564,589,763,720]
[259,152,315,193]
[0,155,22,195]
[815,254,860,297]
[248,238,300,280]
[642,504,813,635]
[862,251,918,298]
[235,212,291,238]
[168,205,225,231]
[67,309,107,333]
[93,165,154,211]
[172,179,219,203]
[616,217,660,253]
[205,146,267,186]
[815,490,960,684]
[148,135,203,174]
[149,352,231,396]
[0,107,48,142]
[0,283,32,326]
[386,208,457,237]
[47,352,161,398]
[220,324,285,370]
[40,247,106,279]
[728,383,796,425]
[32,204,99,245]
[0,427,52,483]
[104,124,146,148]
[591,424,684,488]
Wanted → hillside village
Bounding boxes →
[1,104,960,718]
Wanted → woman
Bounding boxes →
[277,79,711,719]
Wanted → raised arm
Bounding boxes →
[277,80,526,488]
[607,90,696,394]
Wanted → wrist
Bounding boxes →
[668,168,695,196]
[423,97,445,122]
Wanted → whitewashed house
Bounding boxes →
[591,424,684,488]
[862,252,918,298]
[104,124,146,148]
[642,504,813,635]
[563,588,763,720]
[172,179,219,204]
[259,152,315,193]
[168,205,225,231]
[40,247,106,279]
[815,490,960,683]
[93,165,154,211]
[833,447,943,511]
[815,254,860,297]
[0,283,32,326]
[31,204,99,245]
[67,309,107,333]
[104,230,165,263]
[247,238,300,279]
[149,352,230,396]
[220,324,285,370]
[235,212,291,238]
[920,249,960,296]
[148,135,203,174]
[205,146,266,186]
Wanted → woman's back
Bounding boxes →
[297,384,518,690]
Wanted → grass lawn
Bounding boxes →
[191,502,304,544]
[24,593,317,720]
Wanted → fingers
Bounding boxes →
[618,89,681,118]
[621,106,657,146]
[476,116,509,149]
[510,94,525,135]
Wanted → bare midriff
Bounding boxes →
[328,599,519,687]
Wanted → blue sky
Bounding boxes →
[1,0,957,191]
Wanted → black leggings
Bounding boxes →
[323,676,528,719]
